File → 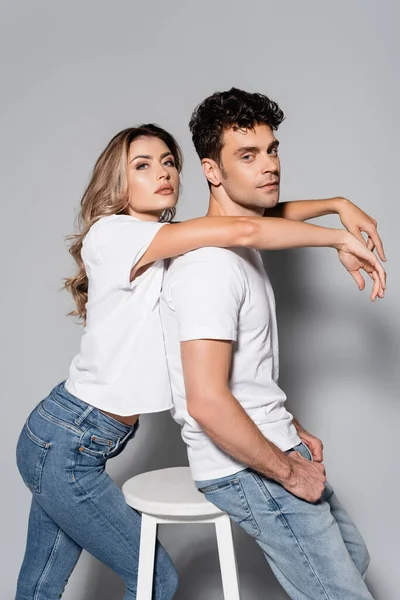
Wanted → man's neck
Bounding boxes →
[207,188,264,218]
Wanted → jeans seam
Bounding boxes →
[71,464,141,564]
[38,404,83,436]
[34,527,64,600]
[25,417,51,449]
[85,420,129,439]
[249,471,332,600]
[50,393,81,417]
[235,478,261,537]
[22,423,52,494]
[51,391,134,438]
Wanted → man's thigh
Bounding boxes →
[197,464,373,599]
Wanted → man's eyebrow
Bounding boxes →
[234,140,280,156]
[234,146,260,156]
[269,140,280,148]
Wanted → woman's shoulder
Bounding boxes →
[84,214,139,245]
[90,214,137,232]
[83,214,168,271]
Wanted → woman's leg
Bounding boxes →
[16,496,82,600]
[16,387,178,600]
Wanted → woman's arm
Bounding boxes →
[132,216,386,300]
[265,197,386,261]
[265,197,343,220]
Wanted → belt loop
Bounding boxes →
[75,405,95,426]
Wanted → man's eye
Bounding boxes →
[269,147,279,156]
[242,154,253,161]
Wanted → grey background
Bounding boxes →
[1,0,399,598]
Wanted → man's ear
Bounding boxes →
[202,158,222,187]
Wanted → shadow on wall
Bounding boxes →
[172,525,290,600]
[81,249,396,600]
[262,248,397,402]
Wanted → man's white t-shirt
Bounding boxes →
[66,214,173,416]
[160,246,300,481]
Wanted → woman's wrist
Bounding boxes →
[329,228,349,250]
[331,196,350,215]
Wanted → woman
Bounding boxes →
[15,124,385,600]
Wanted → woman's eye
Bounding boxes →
[164,159,176,167]
[136,163,148,170]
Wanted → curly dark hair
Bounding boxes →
[189,87,285,165]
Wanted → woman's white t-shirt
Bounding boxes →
[65,214,172,416]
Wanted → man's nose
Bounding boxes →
[261,155,279,174]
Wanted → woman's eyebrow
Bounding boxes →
[130,151,173,163]
[130,154,152,163]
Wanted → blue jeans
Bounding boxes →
[15,382,178,600]
[196,442,372,600]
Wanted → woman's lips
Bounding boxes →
[155,185,174,195]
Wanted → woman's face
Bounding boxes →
[127,136,180,221]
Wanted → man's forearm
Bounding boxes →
[189,391,292,483]
[292,418,305,433]
[264,197,345,222]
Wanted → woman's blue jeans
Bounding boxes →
[15,382,178,600]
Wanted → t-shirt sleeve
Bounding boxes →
[93,218,168,289]
[168,250,245,342]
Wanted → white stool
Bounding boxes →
[122,466,240,600]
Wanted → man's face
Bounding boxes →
[216,123,280,211]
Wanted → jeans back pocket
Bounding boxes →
[201,477,261,538]
[16,416,51,494]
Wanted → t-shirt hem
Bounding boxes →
[179,328,237,342]
[65,379,173,416]
[193,465,248,483]
[190,434,302,482]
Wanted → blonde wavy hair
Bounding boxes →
[64,124,183,322]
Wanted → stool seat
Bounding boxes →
[122,466,241,599]
[122,466,223,517]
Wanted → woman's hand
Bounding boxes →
[338,198,386,262]
[336,232,386,301]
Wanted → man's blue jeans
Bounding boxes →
[196,442,372,600]
[15,382,178,600]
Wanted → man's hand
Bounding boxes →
[299,431,323,462]
[279,453,327,502]
[338,198,386,262]
[336,231,387,301]
[292,418,323,462]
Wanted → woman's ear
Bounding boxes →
[202,158,222,187]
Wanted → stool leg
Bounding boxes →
[215,515,241,600]
[136,514,158,600]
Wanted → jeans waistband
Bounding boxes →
[51,381,135,437]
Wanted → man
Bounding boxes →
[160,88,383,599]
